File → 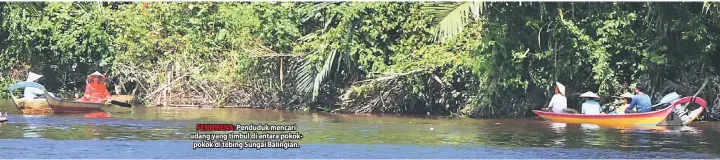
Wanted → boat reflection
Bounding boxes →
[542,120,706,134]
[547,122,567,147]
[22,123,41,138]
[19,115,48,138]
[581,124,600,130]
[549,122,567,134]
[83,112,112,118]
[82,125,102,139]
[677,126,700,132]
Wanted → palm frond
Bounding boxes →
[424,2,486,43]
[297,13,359,102]
[703,1,712,14]
[5,2,44,15]
[298,32,319,42]
[294,57,316,95]
[337,19,356,82]
[312,49,338,100]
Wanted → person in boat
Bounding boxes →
[542,82,579,114]
[0,112,7,123]
[77,71,112,104]
[625,85,652,113]
[21,72,45,100]
[580,91,602,114]
[607,92,634,114]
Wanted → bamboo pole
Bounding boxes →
[163,63,172,107]
[280,57,284,92]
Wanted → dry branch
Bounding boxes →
[250,54,305,58]
[141,72,192,101]
[693,78,709,97]
[353,69,428,85]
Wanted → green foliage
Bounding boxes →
[424,2,485,43]
[1,2,116,96]
[2,2,720,120]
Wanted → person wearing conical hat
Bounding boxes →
[77,71,111,103]
[608,92,634,114]
[544,82,568,113]
[580,91,602,114]
[21,72,45,100]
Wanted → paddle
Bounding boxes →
[110,100,132,108]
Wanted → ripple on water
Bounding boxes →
[0,106,719,158]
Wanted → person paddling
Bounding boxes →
[625,86,652,113]
[77,71,112,104]
[580,91,602,114]
[21,72,45,100]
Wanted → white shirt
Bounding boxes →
[581,100,602,114]
[22,87,45,100]
[548,94,567,113]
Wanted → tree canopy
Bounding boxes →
[1,2,719,120]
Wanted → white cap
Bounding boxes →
[26,72,43,82]
[580,91,600,98]
[556,82,566,95]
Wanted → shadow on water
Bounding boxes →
[1,100,719,158]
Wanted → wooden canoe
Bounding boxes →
[10,95,132,115]
[6,81,128,114]
[533,96,707,126]
[45,91,110,114]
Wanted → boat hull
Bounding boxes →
[12,98,52,115]
[658,96,708,126]
[534,103,674,126]
[533,96,706,126]
[45,91,110,114]
[48,104,105,113]
[14,98,49,108]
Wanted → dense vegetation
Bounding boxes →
[2,2,720,120]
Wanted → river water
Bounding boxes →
[1,102,719,159]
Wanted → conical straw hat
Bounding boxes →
[579,91,600,98]
[26,72,43,82]
[89,71,103,76]
[556,82,566,95]
[620,92,634,98]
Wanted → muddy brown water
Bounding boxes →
[0,101,719,158]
